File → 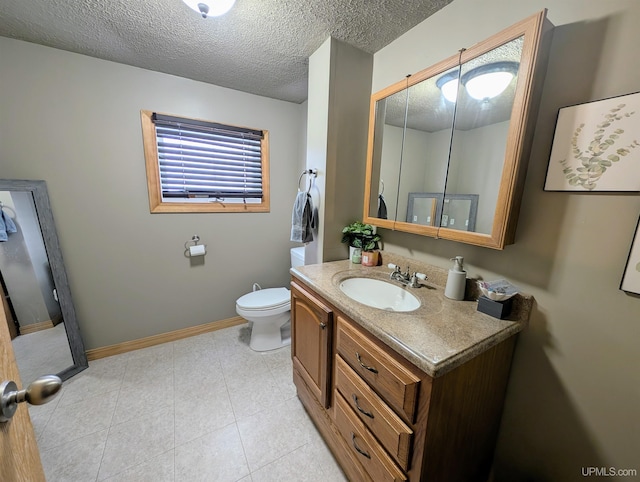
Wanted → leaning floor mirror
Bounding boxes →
[0,179,87,382]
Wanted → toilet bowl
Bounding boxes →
[236,288,291,351]
[235,247,305,352]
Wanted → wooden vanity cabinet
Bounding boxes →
[291,277,518,481]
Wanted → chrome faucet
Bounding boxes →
[388,264,426,288]
[390,264,410,283]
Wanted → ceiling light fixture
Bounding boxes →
[435,71,460,103]
[181,0,236,18]
[436,62,519,102]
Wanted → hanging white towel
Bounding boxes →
[290,192,315,243]
[0,209,17,242]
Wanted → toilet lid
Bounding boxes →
[236,287,290,310]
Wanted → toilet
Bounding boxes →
[235,247,305,351]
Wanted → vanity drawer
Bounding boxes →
[334,391,407,482]
[335,355,413,470]
[336,316,422,423]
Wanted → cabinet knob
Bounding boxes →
[319,322,326,329]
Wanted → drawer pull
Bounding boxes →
[352,394,374,419]
[355,352,378,374]
[351,432,371,459]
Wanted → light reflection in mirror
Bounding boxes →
[368,88,407,221]
[407,193,478,232]
[446,36,523,234]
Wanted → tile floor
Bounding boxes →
[29,323,347,482]
[13,322,74,385]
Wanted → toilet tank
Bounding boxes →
[290,247,305,268]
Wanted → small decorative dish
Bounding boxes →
[477,279,519,301]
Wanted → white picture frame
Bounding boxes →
[544,92,640,192]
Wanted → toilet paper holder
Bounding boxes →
[184,235,207,257]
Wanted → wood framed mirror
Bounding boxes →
[0,179,87,382]
[363,10,553,249]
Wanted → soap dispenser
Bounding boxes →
[445,256,466,300]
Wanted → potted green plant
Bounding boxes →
[341,222,381,264]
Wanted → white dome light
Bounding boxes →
[181,0,236,18]
[440,78,459,103]
[436,70,460,103]
[465,71,514,100]
[436,62,519,102]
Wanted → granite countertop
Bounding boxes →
[290,253,533,378]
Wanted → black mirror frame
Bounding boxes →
[0,179,88,381]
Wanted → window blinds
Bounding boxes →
[152,113,264,200]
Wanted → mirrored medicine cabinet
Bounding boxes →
[363,10,553,249]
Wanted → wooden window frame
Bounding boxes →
[140,110,270,213]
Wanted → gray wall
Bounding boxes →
[0,37,306,349]
[373,0,640,479]
[304,38,373,264]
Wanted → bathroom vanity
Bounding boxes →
[290,256,532,481]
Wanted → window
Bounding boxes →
[140,110,270,213]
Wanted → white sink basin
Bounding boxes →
[339,277,420,312]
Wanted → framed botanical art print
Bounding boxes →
[544,91,640,192]
[621,216,640,295]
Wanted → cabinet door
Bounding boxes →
[291,281,333,408]
[364,87,407,225]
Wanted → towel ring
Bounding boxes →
[298,169,318,193]
[379,180,385,196]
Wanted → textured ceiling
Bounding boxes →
[0,0,453,104]
[384,37,525,132]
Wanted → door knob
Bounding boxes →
[0,375,62,422]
